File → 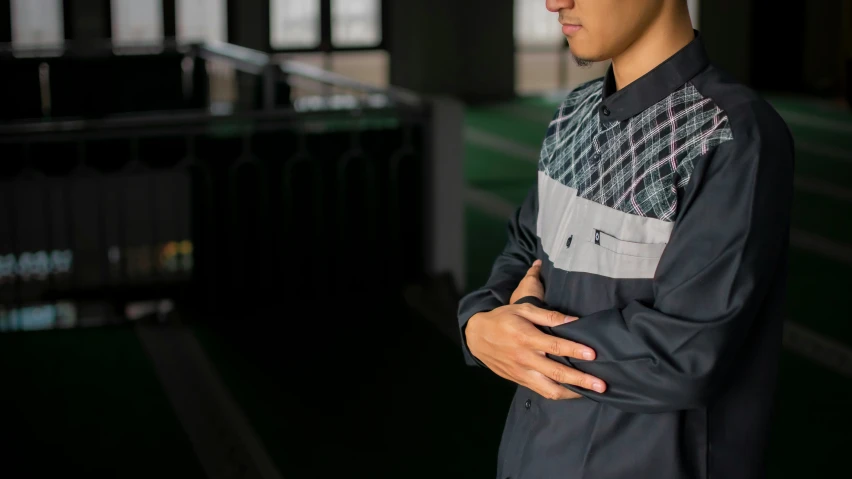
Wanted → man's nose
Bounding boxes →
[545,0,575,14]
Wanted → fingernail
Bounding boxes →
[593,382,605,393]
[533,259,542,266]
[563,316,577,324]
[582,351,593,360]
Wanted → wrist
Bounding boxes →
[463,313,488,367]
[465,313,483,345]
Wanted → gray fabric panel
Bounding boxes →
[538,171,674,279]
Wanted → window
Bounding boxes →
[271,0,382,50]
[687,0,700,29]
[111,0,164,48]
[330,0,381,47]
[514,0,562,48]
[514,0,563,93]
[10,0,64,55]
[270,0,321,49]
[176,0,233,106]
[176,0,227,44]
[513,0,610,94]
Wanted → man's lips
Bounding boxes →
[562,24,582,35]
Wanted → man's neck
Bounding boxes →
[611,8,695,91]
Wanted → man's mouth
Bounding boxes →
[561,23,582,35]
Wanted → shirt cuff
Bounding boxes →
[513,296,549,308]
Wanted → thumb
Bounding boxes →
[526,259,543,278]
[515,303,578,327]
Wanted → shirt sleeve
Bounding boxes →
[542,122,794,413]
[457,183,540,367]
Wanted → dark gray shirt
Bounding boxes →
[458,32,794,479]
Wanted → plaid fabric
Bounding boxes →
[540,79,734,221]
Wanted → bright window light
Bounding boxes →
[515,0,563,48]
[10,0,64,55]
[176,0,227,44]
[111,0,164,48]
[331,0,381,47]
[270,0,321,49]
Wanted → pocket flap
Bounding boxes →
[593,229,667,258]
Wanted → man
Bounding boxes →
[458,1,794,478]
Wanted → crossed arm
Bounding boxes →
[465,260,606,401]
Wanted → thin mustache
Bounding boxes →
[558,15,581,25]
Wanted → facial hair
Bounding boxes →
[573,55,593,67]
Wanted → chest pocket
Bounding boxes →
[593,229,667,258]
[572,228,668,279]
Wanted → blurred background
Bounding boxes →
[0,0,850,477]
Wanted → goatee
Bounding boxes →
[573,56,593,68]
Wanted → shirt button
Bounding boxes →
[524,399,532,409]
[601,106,611,116]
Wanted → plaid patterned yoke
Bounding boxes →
[540,79,734,222]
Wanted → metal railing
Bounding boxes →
[0,41,464,332]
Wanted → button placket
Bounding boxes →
[505,392,537,479]
[551,184,579,271]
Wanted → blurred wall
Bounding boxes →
[802,0,846,97]
[460,0,515,103]
[0,0,10,43]
[228,0,268,51]
[749,0,798,93]
[66,0,111,41]
[701,0,753,85]
[748,0,848,97]
[388,0,515,103]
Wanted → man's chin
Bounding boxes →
[567,46,596,67]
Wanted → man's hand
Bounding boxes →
[465,301,607,400]
[510,259,545,304]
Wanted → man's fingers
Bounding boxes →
[529,355,607,393]
[514,303,578,327]
[527,333,595,360]
[526,371,585,400]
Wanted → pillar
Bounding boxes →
[388,0,515,104]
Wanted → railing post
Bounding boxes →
[262,63,278,111]
[423,97,465,293]
[191,51,210,110]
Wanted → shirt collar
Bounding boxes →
[599,30,709,122]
